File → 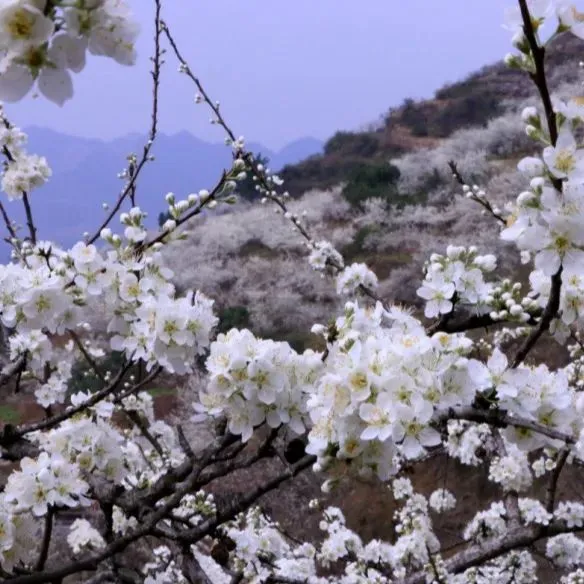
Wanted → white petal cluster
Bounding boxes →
[3,452,89,517]
[336,262,378,296]
[67,519,106,555]
[35,416,127,483]
[196,328,323,441]
[446,421,492,466]
[518,498,552,526]
[222,487,446,583]
[488,441,533,492]
[453,551,537,584]
[1,151,50,200]
[308,239,344,271]
[555,501,584,529]
[0,0,138,105]
[0,218,218,377]
[143,546,188,584]
[305,303,486,479]
[463,502,508,544]
[547,533,584,568]
[417,245,497,318]
[429,488,457,513]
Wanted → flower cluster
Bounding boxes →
[336,262,378,296]
[0,214,218,380]
[0,0,138,105]
[0,113,51,202]
[308,239,344,271]
[417,245,497,318]
[216,483,453,582]
[196,328,323,441]
[306,302,487,479]
[143,546,188,584]
[67,519,106,555]
[2,452,89,517]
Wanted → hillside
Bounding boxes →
[280,32,584,196]
[168,32,584,351]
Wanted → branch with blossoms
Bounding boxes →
[159,24,384,305]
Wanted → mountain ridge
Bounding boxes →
[279,32,584,195]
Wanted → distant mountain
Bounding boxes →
[4,128,322,248]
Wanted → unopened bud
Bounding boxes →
[525,125,539,139]
[504,53,522,69]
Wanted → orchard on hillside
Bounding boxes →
[2,0,584,582]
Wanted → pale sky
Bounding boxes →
[5,1,513,150]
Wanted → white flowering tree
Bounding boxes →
[3,0,584,582]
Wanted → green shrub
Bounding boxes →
[341,162,401,209]
[217,306,251,334]
[324,131,379,157]
[0,404,20,424]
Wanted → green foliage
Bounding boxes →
[341,162,401,209]
[217,306,251,334]
[324,131,379,157]
[147,387,176,397]
[0,404,20,424]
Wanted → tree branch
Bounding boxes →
[87,0,164,245]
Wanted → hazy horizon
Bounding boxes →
[5,1,513,150]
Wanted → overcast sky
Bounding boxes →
[5,1,513,150]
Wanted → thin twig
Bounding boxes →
[87,0,164,244]
[161,24,382,305]
[545,447,570,513]
[449,161,506,224]
[34,508,54,572]
[69,330,105,383]
[0,200,17,241]
[9,362,132,438]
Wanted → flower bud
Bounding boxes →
[512,31,527,51]
[521,106,538,123]
[525,125,539,139]
[311,324,326,335]
[504,53,522,68]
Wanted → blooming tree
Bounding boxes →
[1,0,584,582]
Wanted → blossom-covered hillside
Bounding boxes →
[168,78,582,349]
